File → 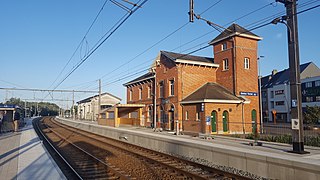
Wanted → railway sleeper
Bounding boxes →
[82,167,105,172]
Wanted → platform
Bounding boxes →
[57,117,320,180]
[0,118,66,180]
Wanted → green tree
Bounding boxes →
[5,98,60,116]
[304,105,320,125]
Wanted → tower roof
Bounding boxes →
[209,23,262,45]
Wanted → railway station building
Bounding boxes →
[122,23,262,135]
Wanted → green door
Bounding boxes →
[222,111,228,132]
[211,111,217,132]
[252,109,257,133]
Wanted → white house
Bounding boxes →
[77,92,121,121]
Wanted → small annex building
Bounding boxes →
[181,82,250,134]
[123,23,262,135]
[98,104,145,127]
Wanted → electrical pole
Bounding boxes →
[72,90,75,120]
[152,69,157,130]
[24,100,27,118]
[189,0,194,22]
[276,0,307,153]
[98,79,102,120]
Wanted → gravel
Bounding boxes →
[155,149,270,180]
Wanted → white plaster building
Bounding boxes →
[77,93,121,121]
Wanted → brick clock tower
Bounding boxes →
[210,24,262,132]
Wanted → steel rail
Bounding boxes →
[50,118,249,180]
[33,117,83,180]
[41,119,131,180]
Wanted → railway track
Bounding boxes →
[36,117,250,180]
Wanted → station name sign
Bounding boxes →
[239,91,258,96]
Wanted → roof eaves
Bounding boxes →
[123,75,154,87]
[175,59,219,67]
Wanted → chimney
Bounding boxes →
[272,69,278,76]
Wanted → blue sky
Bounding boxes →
[0,0,319,108]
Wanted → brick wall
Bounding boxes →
[182,102,260,134]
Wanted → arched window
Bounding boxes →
[222,110,229,132]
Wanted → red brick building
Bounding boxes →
[124,24,262,134]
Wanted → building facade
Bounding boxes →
[77,92,121,121]
[261,62,320,123]
[124,24,262,135]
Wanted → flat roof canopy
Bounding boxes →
[101,104,145,114]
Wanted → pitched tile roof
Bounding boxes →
[77,92,121,104]
[209,23,261,45]
[181,82,242,104]
[123,72,155,87]
[261,62,312,88]
[161,51,215,64]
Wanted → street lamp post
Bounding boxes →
[258,56,264,134]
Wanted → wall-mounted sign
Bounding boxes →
[206,116,211,125]
[240,91,258,96]
[291,119,299,130]
[291,99,297,108]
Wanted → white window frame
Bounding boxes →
[169,79,174,96]
[139,87,142,100]
[147,85,151,99]
[306,82,312,88]
[315,81,320,87]
[196,112,200,121]
[223,58,229,70]
[221,42,227,51]
[244,57,250,69]
[185,111,189,120]
[159,81,164,98]
[306,96,314,102]
[129,89,132,101]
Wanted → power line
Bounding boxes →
[296,3,320,15]
[53,0,148,90]
[53,1,318,94]
[99,0,225,80]
[199,0,223,15]
[100,22,190,79]
[49,0,110,89]
[0,87,98,93]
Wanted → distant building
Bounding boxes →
[77,93,121,121]
[260,62,320,123]
[124,23,262,135]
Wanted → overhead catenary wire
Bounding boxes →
[38,0,149,104]
[47,1,319,98]
[49,0,110,90]
[99,0,225,80]
[57,1,312,92]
